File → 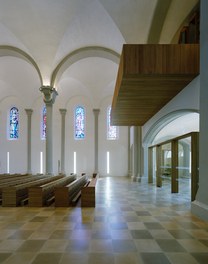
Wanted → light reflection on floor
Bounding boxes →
[0,176,207,264]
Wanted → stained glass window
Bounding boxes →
[9,107,19,139]
[107,106,118,140]
[41,106,47,140]
[75,106,85,139]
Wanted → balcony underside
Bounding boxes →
[111,44,199,126]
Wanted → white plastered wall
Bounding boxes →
[99,96,128,177]
[0,96,27,174]
[142,75,200,178]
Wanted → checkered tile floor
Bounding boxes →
[0,177,208,264]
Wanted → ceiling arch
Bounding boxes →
[51,46,120,88]
[0,45,43,85]
[143,109,199,145]
[147,0,172,43]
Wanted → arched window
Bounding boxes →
[41,105,46,140]
[9,107,19,139]
[74,106,85,139]
[107,106,118,140]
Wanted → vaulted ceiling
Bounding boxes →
[0,0,199,113]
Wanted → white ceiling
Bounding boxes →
[0,0,199,109]
[153,113,199,144]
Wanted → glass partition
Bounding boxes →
[148,132,199,201]
[161,143,172,191]
[178,137,191,197]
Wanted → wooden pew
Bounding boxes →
[28,175,77,207]
[0,175,46,202]
[92,172,99,178]
[0,174,30,184]
[0,175,44,189]
[81,174,98,207]
[2,175,64,207]
[55,175,89,207]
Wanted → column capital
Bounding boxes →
[93,109,100,116]
[40,85,58,104]
[25,109,33,116]
[59,109,67,116]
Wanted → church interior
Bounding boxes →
[0,0,208,263]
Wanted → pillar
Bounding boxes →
[191,132,199,202]
[59,109,67,175]
[39,85,58,175]
[192,0,208,220]
[25,109,33,174]
[138,126,143,181]
[171,140,179,193]
[131,126,138,181]
[156,145,162,187]
[128,126,131,177]
[93,109,100,173]
[148,147,153,183]
[131,126,143,182]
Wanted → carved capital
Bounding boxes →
[59,109,67,116]
[40,85,58,104]
[25,109,33,116]
[93,109,100,117]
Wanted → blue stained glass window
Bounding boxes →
[75,106,85,139]
[9,107,19,139]
[41,106,46,140]
[107,106,118,140]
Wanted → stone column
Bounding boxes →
[25,109,33,174]
[192,0,208,220]
[93,109,100,173]
[59,109,67,175]
[132,126,138,181]
[138,126,143,181]
[132,126,143,182]
[128,126,131,177]
[40,86,58,175]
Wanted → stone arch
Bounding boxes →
[51,46,120,87]
[0,45,43,85]
[143,109,199,145]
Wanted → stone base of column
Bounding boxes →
[46,173,54,176]
[131,176,141,182]
[137,176,142,182]
[191,200,208,221]
[128,171,132,178]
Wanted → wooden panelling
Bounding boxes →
[111,44,199,126]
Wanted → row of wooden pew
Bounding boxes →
[0,173,98,207]
[81,173,98,207]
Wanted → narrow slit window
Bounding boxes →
[107,151,110,174]
[74,151,77,174]
[40,151,43,174]
[7,152,10,174]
